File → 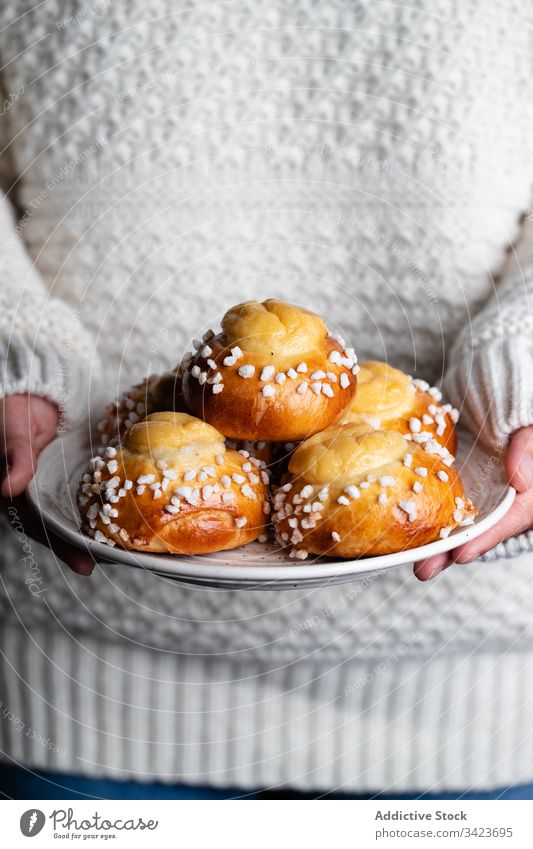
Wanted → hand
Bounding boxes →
[415,426,533,581]
[0,394,94,576]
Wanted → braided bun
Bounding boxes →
[340,361,457,453]
[79,412,270,554]
[273,423,475,559]
[182,300,358,441]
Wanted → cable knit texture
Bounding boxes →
[445,224,533,451]
[0,0,532,792]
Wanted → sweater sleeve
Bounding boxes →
[444,214,533,561]
[444,217,533,452]
[0,174,96,428]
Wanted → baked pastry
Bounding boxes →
[97,367,186,448]
[79,412,270,554]
[225,439,297,483]
[225,439,275,468]
[273,423,475,559]
[97,369,277,471]
[340,360,458,453]
[182,299,358,442]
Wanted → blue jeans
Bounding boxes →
[1,764,532,800]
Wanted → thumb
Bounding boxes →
[506,426,533,494]
[1,434,38,498]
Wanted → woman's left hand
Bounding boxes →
[414,425,533,581]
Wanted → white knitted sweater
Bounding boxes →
[1,1,533,794]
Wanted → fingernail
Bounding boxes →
[455,551,477,564]
[429,562,451,579]
[75,561,94,576]
[414,561,448,581]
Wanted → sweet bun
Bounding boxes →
[78,412,270,554]
[273,422,475,559]
[340,361,458,453]
[182,299,358,442]
[225,439,298,484]
[97,367,186,448]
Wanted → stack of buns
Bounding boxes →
[79,299,475,558]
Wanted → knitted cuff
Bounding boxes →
[0,332,90,428]
[445,332,533,561]
[480,529,533,561]
[444,334,533,452]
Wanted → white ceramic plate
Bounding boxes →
[27,425,515,589]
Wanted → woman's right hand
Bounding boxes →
[0,393,94,575]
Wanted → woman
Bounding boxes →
[0,1,532,799]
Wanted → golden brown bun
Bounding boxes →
[225,439,276,467]
[273,422,475,559]
[79,412,269,554]
[225,439,298,483]
[340,360,458,453]
[97,367,187,448]
[182,299,357,441]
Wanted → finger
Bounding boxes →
[414,552,452,581]
[47,533,95,576]
[0,395,59,497]
[1,435,38,498]
[454,490,533,563]
[506,427,533,494]
[30,508,95,577]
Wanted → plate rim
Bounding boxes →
[26,427,517,586]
